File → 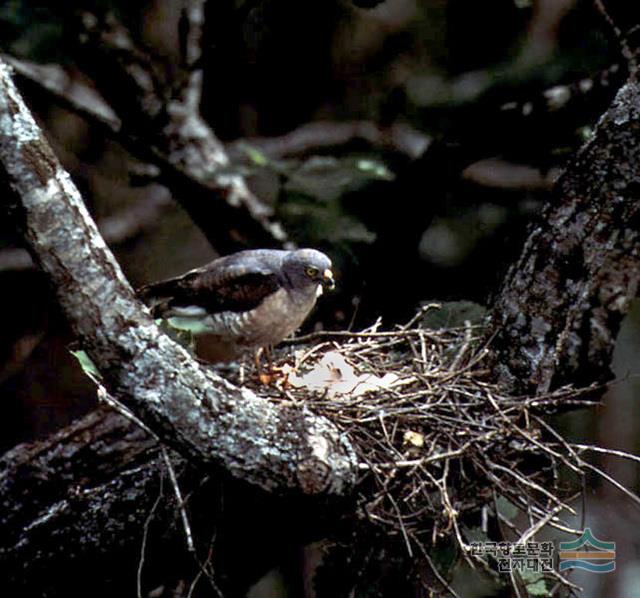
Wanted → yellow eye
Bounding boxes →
[305,266,319,278]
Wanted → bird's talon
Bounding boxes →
[257,364,289,385]
[258,372,272,385]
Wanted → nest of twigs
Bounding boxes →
[227,304,619,590]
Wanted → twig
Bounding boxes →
[593,0,637,69]
[573,443,640,465]
[161,447,196,554]
[580,460,640,507]
[411,535,462,598]
[137,473,165,598]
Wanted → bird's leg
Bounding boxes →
[265,345,274,372]
[255,347,269,384]
[185,330,196,353]
[256,346,283,385]
[255,347,264,372]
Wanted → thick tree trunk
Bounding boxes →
[490,75,640,394]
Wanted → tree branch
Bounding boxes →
[0,188,171,272]
[0,58,356,495]
[75,11,287,250]
[2,55,121,133]
[226,120,431,162]
[489,69,640,392]
[178,0,206,109]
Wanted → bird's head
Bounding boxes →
[283,249,335,293]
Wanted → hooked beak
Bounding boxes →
[322,268,335,290]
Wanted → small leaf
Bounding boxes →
[70,349,102,381]
[244,146,268,166]
[520,570,549,597]
[494,495,519,522]
[355,158,393,180]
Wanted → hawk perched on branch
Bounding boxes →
[139,248,335,362]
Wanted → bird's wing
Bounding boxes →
[139,261,281,317]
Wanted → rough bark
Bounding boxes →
[0,407,312,595]
[0,59,356,496]
[490,73,640,393]
[0,409,164,593]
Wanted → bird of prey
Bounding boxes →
[139,248,335,362]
